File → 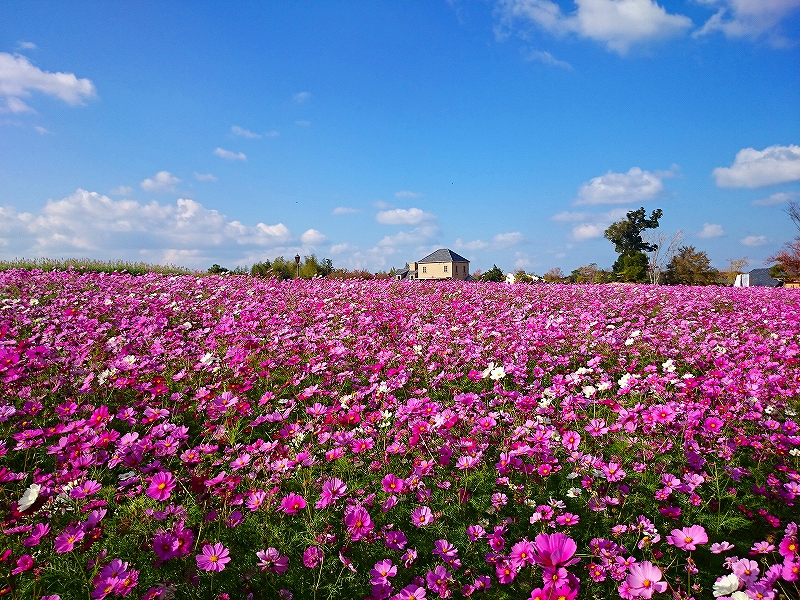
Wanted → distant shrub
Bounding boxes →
[0,257,194,275]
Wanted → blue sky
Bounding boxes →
[1,0,799,274]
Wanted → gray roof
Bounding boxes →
[418,248,469,263]
[748,268,784,287]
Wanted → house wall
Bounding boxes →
[417,261,469,280]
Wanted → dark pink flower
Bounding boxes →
[344,505,373,540]
[279,492,306,515]
[303,546,323,568]
[531,532,579,569]
[54,525,84,553]
[146,471,175,502]
[11,554,34,575]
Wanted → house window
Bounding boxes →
[444,265,448,273]
[422,266,427,273]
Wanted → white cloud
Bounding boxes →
[523,49,573,70]
[695,0,800,46]
[713,145,800,188]
[576,167,666,205]
[3,96,34,113]
[293,91,310,103]
[551,207,629,240]
[214,147,247,161]
[330,242,357,255]
[0,52,96,106]
[394,190,424,199]
[375,224,440,249]
[265,130,280,137]
[375,207,435,225]
[16,42,37,51]
[741,235,769,246]
[454,232,525,251]
[301,229,329,245]
[231,125,262,139]
[194,172,218,182]
[0,189,304,268]
[141,171,181,193]
[496,0,693,54]
[514,252,532,269]
[109,185,133,196]
[752,191,800,206]
[697,223,725,238]
[295,120,311,127]
[332,206,361,215]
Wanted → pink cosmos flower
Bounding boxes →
[246,489,267,512]
[626,561,667,599]
[303,545,323,568]
[370,559,397,586]
[315,477,347,509]
[344,505,374,540]
[710,541,734,554]
[146,471,175,502]
[531,532,579,569]
[196,542,230,572]
[279,492,306,515]
[256,547,288,574]
[509,540,536,568]
[381,473,405,494]
[396,584,426,600]
[70,479,102,499]
[666,524,708,551]
[410,505,434,527]
[11,554,34,575]
[732,558,759,585]
[23,522,50,547]
[54,525,85,553]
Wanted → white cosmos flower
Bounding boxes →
[489,365,506,380]
[18,483,41,511]
[713,573,740,597]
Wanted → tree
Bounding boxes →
[664,246,719,285]
[208,264,228,274]
[767,199,800,281]
[569,263,612,283]
[604,207,663,282]
[250,260,272,277]
[543,267,565,283]
[480,265,505,282]
[768,239,800,281]
[644,230,684,285]
[723,257,749,285]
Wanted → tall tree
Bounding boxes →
[604,207,663,282]
[664,246,719,285]
[643,230,684,285]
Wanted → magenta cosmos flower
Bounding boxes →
[626,561,667,599]
[196,542,230,572]
[146,471,176,502]
[531,532,579,569]
[666,524,708,551]
[279,492,306,515]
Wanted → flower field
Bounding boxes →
[1,270,799,600]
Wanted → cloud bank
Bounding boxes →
[0,190,324,268]
[496,0,693,54]
[713,144,800,188]
[575,167,666,205]
[0,52,96,113]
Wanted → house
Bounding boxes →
[396,249,470,280]
[733,268,784,288]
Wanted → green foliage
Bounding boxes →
[664,246,720,285]
[480,264,505,282]
[251,260,273,277]
[612,251,650,283]
[0,257,194,275]
[569,263,612,283]
[605,208,662,282]
[208,264,229,274]
[604,207,663,255]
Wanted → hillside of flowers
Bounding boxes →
[1,270,799,600]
